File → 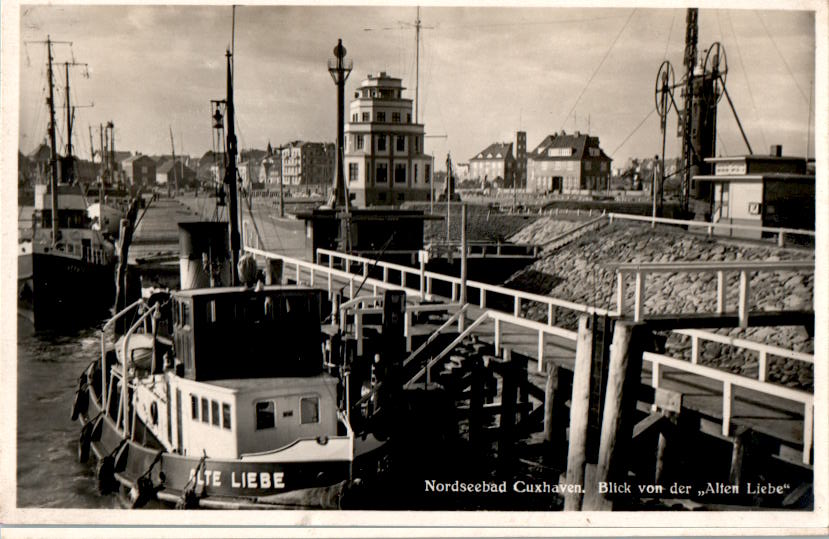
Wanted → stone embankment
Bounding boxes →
[505,221,815,390]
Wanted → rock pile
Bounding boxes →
[504,221,815,390]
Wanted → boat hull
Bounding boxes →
[75,362,364,509]
[18,251,116,330]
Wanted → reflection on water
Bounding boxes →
[16,319,120,509]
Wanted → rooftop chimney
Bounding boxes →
[770,145,783,157]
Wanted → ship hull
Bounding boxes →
[18,251,116,330]
[74,361,374,509]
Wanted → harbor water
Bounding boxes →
[16,319,120,509]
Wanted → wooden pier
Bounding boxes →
[245,242,815,509]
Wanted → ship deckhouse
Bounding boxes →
[129,286,348,462]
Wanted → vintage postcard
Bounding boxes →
[1,0,826,536]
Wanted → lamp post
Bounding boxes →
[328,39,353,210]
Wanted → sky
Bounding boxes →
[16,3,816,171]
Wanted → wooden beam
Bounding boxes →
[564,316,593,511]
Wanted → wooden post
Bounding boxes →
[113,198,139,336]
[564,316,594,511]
[543,362,567,447]
[468,357,484,446]
[265,259,283,285]
[584,321,646,511]
[499,350,516,469]
[460,203,468,305]
[729,428,750,486]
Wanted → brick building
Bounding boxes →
[527,131,611,193]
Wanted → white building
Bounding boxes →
[343,72,433,206]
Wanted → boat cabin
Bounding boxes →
[133,285,345,459]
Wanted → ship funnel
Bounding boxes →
[178,222,231,289]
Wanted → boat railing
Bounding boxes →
[119,303,160,437]
[100,298,147,416]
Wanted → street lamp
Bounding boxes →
[328,39,352,210]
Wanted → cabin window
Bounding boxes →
[211,400,220,426]
[222,403,232,430]
[300,397,320,424]
[256,401,275,430]
[181,301,191,326]
[173,301,180,326]
[191,395,198,420]
[201,397,209,424]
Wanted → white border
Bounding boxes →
[1,0,827,535]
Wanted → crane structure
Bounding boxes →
[653,8,752,218]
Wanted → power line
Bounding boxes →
[753,10,809,104]
[726,11,768,150]
[609,107,655,157]
[559,9,636,132]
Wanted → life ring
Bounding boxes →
[129,476,155,509]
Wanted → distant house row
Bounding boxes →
[466,130,612,194]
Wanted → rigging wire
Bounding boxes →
[662,12,676,60]
[725,11,768,151]
[609,108,655,158]
[559,9,636,131]
[753,10,809,104]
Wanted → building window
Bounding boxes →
[425,164,431,184]
[395,163,406,183]
[201,397,209,424]
[414,164,418,184]
[601,162,608,172]
[376,163,388,183]
[377,112,385,122]
[392,112,401,123]
[415,137,421,153]
[300,397,320,424]
[255,400,275,430]
[356,135,363,150]
[585,161,592,171]
[407,113,412,123]
[352,113,358,122]
[361,112,369,122]
[191,395,199,420]
[378,191,387,202]
[211,400,220,426]
[377,135,386,152]
[396,136,405,152]
[222,403,231,430]
[349,163,358,183]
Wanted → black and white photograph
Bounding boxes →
[1,0,827,535]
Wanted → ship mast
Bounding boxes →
[225,48,241,286]
[46,36,60,244]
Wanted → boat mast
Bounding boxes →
[225,48,240,286]
[46,36,60,244]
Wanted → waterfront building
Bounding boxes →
[156,159,196,187]
[343,72,433,206]
[692,146,814,238]
[121,154,156,187]
[281,141,335,187]
[527,131,611,194]
[470,142,515,188]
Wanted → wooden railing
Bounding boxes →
[606,212,816,247]
[644,350,813,465]
[610,260,814,326]
[244,245,814,462]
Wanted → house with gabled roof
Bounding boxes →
[469,142,515,188]
[527,130,611,193]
